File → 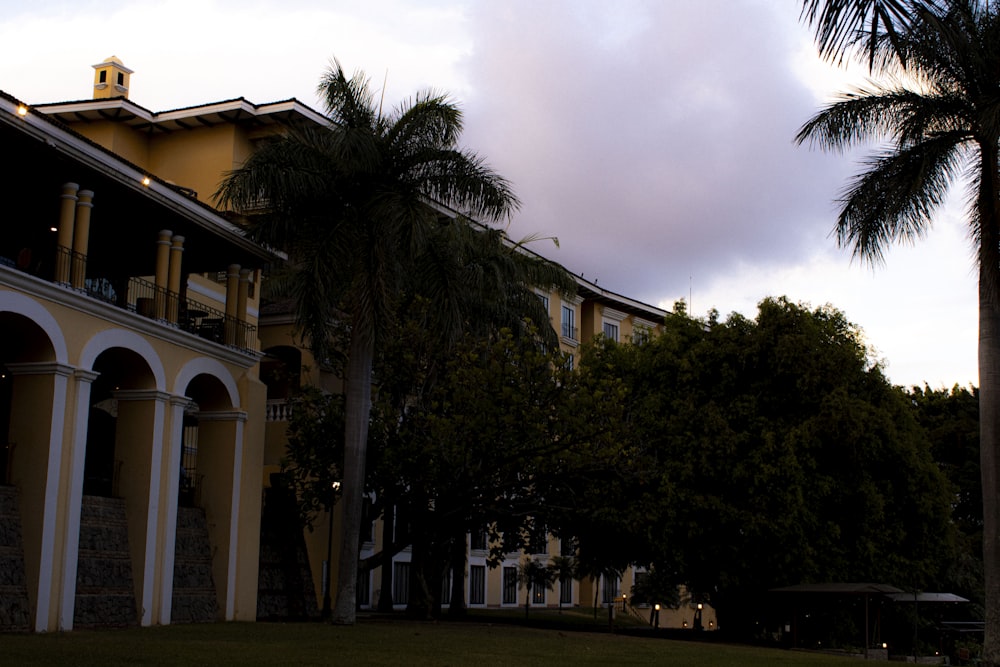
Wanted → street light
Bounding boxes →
[321,480,342,620]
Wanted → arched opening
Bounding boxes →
[82,348,155,498]
[74,345,156,629]
[0,310,59,632]
[170,371,234,624]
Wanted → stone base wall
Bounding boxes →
[171,506,218,623]
[0,486,30,632]
[74,495,138,628]
[257,485,318,620]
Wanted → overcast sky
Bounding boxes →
[0,0,979,389]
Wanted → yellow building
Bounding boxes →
[1,58,715,631]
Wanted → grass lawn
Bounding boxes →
[1,612,859,667]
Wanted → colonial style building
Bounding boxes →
[0,58,713,631]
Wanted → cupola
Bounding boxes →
[92,56,133,99]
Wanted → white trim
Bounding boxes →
[224,419,244,620]
[6,362,73,631]
[78,328,167,392]
[58,369,99,630]
[157,396,190,625]
[0,290,69,363]
[173,358,240,409]
[115,390,169,626]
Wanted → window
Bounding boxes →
[503,566,518,604]
[601,575,620,604]
[632,327,650,345]
[441,568,451,605]
[603,321,619,342]
[393,562,410,606]
[470,529,487,552]
[501,529,519,554]
[560,576,573,604]
[117,71,125,86]
[98,70,107,83]
[565,354,574,371]
[469,565,486,605]
[533,579,546,605]
[529,523,548,555]
[561,305,576,340]
[538,293,550,313]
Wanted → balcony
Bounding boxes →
[3,245,257,355]
[0,93,274,359]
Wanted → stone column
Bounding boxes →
[70,190,94,290]
[236,269,251,349]
[153,230,172,320]
[54,183,79,284]
[166,235,184,324]
[224,265,240,346]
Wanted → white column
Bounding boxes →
[58,368,100,631]
[114,389,169,626]
[157,395,193,625]
[5,362,73,632]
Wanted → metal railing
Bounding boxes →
[3,250,257,354]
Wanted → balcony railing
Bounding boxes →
[128,277,257,354]
[561,323,578,341]
[2,249,257,355]
[265,399,292,422]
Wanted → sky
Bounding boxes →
[0,0,979,389]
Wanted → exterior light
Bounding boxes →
[654,604,660,611]
[16,104,28,117]
[697,603,703,610]
[142,176,151,186]
[882,643,887,649]
[332,480,341,491]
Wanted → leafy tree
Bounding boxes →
[909,384,983,603]
[591,299,955,636]
[279,385,344,529]
[795,2,1000,658]
[217,60,519,624]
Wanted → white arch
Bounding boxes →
[78,328,167,390]
[0,289,69,363]
[173,357,240,408]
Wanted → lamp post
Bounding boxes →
[694,602,704,631]
[321,480,342,620]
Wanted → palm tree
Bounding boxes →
[216,59,519,624]
[799,0,938,66]
[795,1,1000,660]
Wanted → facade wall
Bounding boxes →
[16,73,679,628]
[1,277,264,630]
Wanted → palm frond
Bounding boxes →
[836,131,967,262]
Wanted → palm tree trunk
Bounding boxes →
[978,139,1000,667]
[331,327,375,625]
